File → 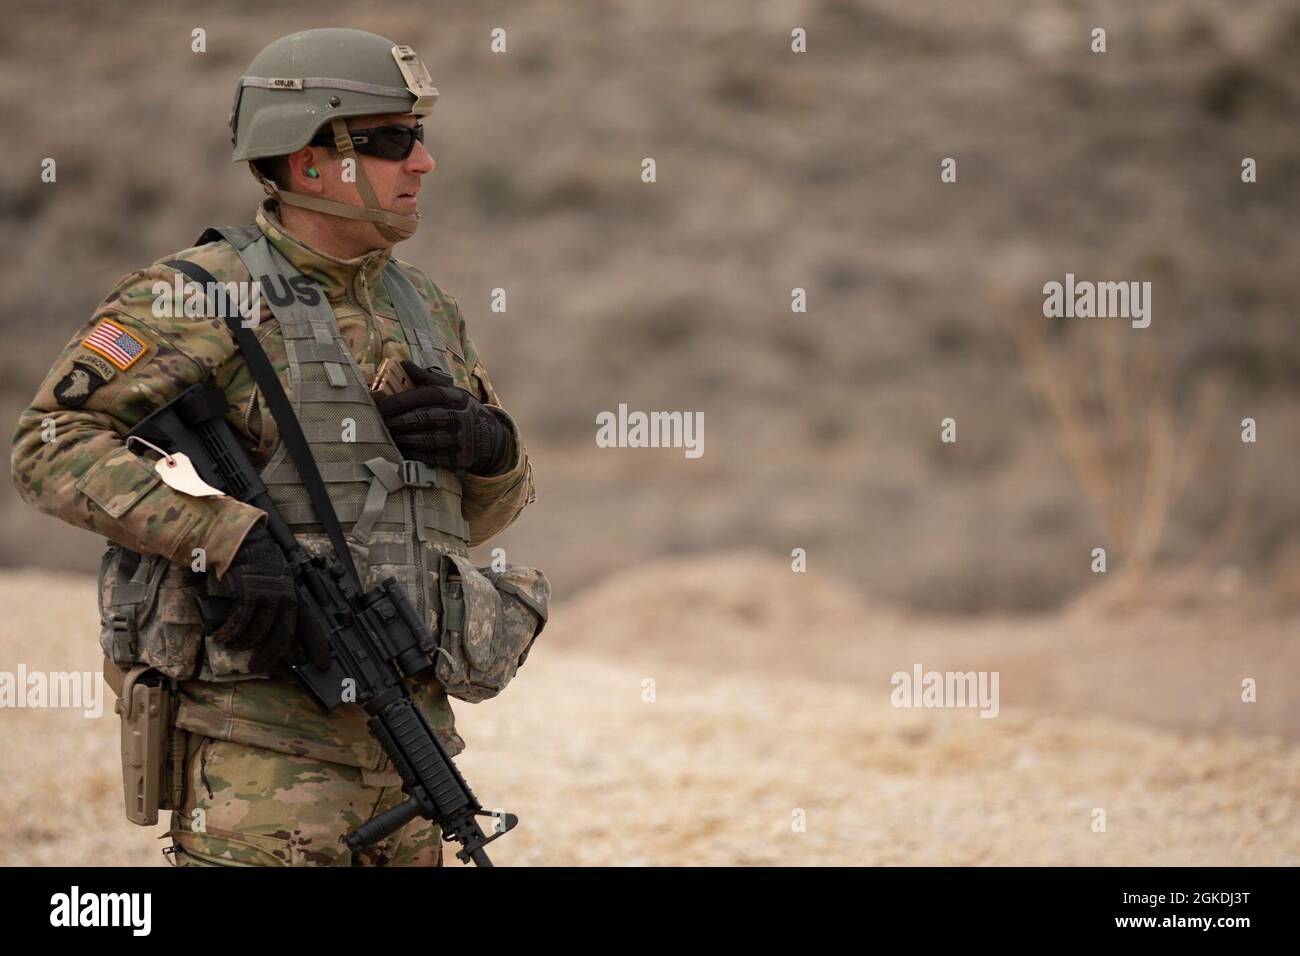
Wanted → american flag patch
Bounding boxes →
[82,319,148,370]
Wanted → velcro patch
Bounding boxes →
[81,318,148,371]
[53,362,108,408]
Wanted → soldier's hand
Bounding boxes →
[202,524,299,672]
[377,360,511,475]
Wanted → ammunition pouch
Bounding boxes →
[434,554,549,703]
[103,657,187,827]
[98,542,209,680]
[97,541,272,682]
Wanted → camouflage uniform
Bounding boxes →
[171,736,445,867]
[10,200,535,866]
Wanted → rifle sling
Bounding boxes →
[162,258,362,589]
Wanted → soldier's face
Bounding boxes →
[299,112,435,247]
[346,112,435,216]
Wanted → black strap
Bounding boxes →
[163,257,362,588]
[193,227,226,247]
[117,545,142,581]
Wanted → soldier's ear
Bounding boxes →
[287,148,325,192]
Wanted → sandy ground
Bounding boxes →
[0,559,1295,867]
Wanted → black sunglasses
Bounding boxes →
[310,123,425,160]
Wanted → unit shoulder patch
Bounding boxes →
[81,318,149,371]
[53,362,109,408]
[74,350,119,381]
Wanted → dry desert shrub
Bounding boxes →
[1015,313,1251,609]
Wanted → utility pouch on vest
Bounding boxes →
[104,657,184,826]
[434,554,549,703]
[98,542,207,681]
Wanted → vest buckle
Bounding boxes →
[109,613,139,660]
[400,459,429,488]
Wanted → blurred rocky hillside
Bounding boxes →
[3,0,1298,613]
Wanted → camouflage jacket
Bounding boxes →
[10,201,536,767]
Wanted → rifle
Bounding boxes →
[127,381,516,867]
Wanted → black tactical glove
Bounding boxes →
[377,360,512,475]
[200,524,301,673]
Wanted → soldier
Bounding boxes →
[10,28,543,866]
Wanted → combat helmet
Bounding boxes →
[229,28,438,241]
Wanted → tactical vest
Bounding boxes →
[98,224,472,755]
[215,224,470,625]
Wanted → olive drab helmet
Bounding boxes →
[229,28,438,241]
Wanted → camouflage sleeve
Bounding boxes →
[445,292,536,546]
[9,265,267,578]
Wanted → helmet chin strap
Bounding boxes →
[256,118,418,243]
